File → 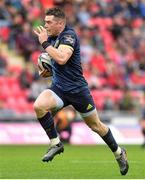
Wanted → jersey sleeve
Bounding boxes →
[59,32,76,51]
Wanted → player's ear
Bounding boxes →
[58,19,65,26]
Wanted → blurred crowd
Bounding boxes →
[0,0,145,116]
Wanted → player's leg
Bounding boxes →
[82,110,129,175]
[33,89,64,162]
[70,89,129,175]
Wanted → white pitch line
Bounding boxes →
[70,160,144,164]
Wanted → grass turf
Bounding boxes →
[0,145,145,179]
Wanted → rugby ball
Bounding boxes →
[38,53,53,77]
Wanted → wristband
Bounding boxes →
[41,41,50,49]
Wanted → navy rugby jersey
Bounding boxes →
[48,25,88,93]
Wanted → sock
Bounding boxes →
[50,137,60,147]
[114,146,122,159]
[102,128,119,153]
[38,112,58,140]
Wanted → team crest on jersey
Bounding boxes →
[64,35,75,45]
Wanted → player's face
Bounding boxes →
[44,15,63,37]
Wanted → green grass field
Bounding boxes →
[0,145,145,179]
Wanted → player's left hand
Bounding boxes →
[34,26,48,44]
[37,64,51,78]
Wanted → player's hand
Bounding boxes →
[37,64,50,78]
[34,26,48,44]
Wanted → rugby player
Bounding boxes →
[34,7,129,175]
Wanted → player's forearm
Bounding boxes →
[45,46,67,65]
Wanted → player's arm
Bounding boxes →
[34,26,75,65]
[44,45,73,65]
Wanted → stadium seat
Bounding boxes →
[31,50,41,65]
[111,90,123,102]
[0,27,10,42]
[0,76,6,86]
[94,97,104,110]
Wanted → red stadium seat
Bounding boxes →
[94,97,104,110]
[0,27,10,42]
[91,90,102,100]
[111,90,123,102]
[0,76,6,85]
[31,50,41,65]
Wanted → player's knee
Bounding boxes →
[33,101,49,118]
[33,101,40,112]
[33,101,47,113]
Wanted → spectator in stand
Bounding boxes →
[28,78,49,102]
[0,0,11,27]
[119,88,136,111]
[8,13,23,49]
[92,26,104,52]
[77,3,91,26]
[16,22,38,62]
[104,97,116,111]
[80,37,93,64]
[110,15,124,40]
[0,50,7,75]
[19,68,33,89]
[23,0,41,27]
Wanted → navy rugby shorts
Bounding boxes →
[50,85,96,116]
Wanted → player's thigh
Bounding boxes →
[70,89,96,115]
[68,90,104,131]
[34,89,64,112]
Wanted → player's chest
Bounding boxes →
[50,38,60,48]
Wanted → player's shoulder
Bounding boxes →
[60,25,77,38]
[59,25,79,48]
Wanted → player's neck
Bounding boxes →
[57,25,66,36]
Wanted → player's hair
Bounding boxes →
[45,7,66,19]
